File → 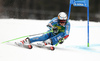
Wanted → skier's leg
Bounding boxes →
[44,32,65,45]
[15,33,50,46]
[29,33,51,43]
[49,32,65,45]
[43,32,54,45]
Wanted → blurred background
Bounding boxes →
[0,0,100,22]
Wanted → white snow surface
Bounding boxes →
[0,19,100,61]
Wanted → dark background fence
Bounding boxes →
[0,0,100,22]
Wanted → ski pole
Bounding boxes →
[29,30,53,37]
[1,35,29,44]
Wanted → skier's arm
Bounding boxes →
[61,22,70,38]
[47,23,54,28]
[63,22,70,39]
[58,35,69,44]
[58,22,70,44]
[47,17,58,29]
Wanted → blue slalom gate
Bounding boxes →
[68,0,89,47]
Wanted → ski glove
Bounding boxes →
[58,38,64,44]
[53,27,58,34]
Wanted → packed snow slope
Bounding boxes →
[0,19,100,61]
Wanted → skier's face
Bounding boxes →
[59,20,66,26]
[59,23,65,26]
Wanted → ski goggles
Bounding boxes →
[59,20,66,23]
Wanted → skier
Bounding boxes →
[16,12,70,50]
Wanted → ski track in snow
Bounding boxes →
[0,19,100,61]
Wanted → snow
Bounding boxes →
[0,19,100,61]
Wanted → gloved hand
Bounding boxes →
[53,27,58,34]
[58,38,64,44]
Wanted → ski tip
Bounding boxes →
[50,46,55,51]
[28,45,33,49]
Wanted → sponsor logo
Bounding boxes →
[57,36,62,40]
[33,38,39,40]
[66,30,69,34]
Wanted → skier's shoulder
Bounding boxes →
[52,17,58,20]
[50,17,58,23]
[66,20,70,25]
[65,21,70,28]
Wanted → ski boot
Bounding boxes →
[37,41,47,47]
[44,39,55,51]
[15,37,32,49]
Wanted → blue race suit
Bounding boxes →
[29,17,70,45]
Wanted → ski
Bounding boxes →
[32,43,55,51]
[7,41,54,50]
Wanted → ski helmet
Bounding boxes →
[58,12,67,23]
